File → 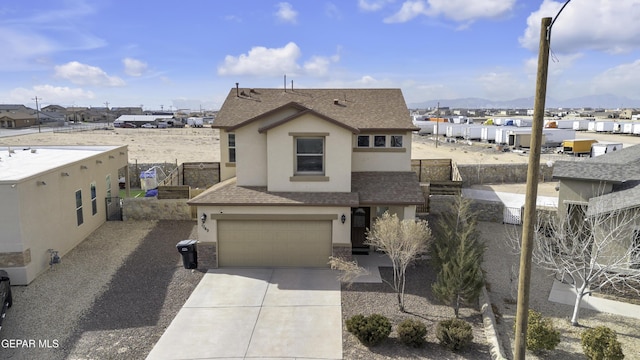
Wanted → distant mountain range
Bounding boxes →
[408,93,640,110]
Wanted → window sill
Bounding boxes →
[353,147,406,152]
[290,175,330,182]
[225,162,236,167]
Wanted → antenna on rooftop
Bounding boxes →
[284,74,286,92]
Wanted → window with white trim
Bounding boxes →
[357,135,370,147]
[390,135,403,148]
[228,133,236,163]
[106,175,112,205]
[295,137,324,174]
[374,135,386,147]
[75,190,84,226]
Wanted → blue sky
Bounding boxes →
[1,0,639,110]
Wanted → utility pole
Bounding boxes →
[104,101,110,128]
[513,16,552,360]
[33,96,41,133]
[435,101,439,148]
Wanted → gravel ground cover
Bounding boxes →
[481,221,640,360]
[0,220,204,360]
[341,259,491,359]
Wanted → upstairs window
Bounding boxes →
[374,135,386,147]
[357,135,370,147]
[391,135,403,148]
[295,137,324,174]
[228,133,236,163]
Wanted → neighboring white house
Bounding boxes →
[188,88,424,268]
[0,145,130,284]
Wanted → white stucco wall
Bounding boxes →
[266,114,353,192]
[235,123,268,186]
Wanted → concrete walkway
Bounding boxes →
[548,280,640,320]
[146,268,342,360]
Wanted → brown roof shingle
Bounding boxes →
[213,88,417,131]
[189,172,425,207]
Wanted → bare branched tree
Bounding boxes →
[507,198,640,326]
[365,212,432,312]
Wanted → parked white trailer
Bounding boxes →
[464,126,484,140]
[555,120,575,129]
[432,122,447,135]
[186,117,204,127]
[591,143,623,157]
[542,129,576,147]
[633,123,640,135]
[595,121,618,132]
[481,126,497,143]
[572,119,592,131]
[515,118,533,127]
[588,121,597,132]
[496,127,531,145]
[445,124,465,138]
[622,122,636,134]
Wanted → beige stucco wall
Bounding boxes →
[197,205,351,247]
[219,129,236,181]
[351,132,412,172]
[557,179,613,216]
[0,146,128,284]
[235,123,268,186]
[266,114,353,192]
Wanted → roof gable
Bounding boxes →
[257,107,359,134]
[215,88,417,131]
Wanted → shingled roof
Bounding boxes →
[553,145,640,183]
[553,145,640,215]
[213,88,417,131]
[189,172,424,207]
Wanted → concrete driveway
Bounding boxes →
[146,268,342,360]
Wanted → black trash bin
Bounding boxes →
[176,239,198,269]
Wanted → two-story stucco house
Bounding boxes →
[188,87,424,268]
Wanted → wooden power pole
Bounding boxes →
[513,16,552,360]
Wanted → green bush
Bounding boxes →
[346,314,392,347]
[526,309,561,352]
[397,319,428,347]
[581,326,624,360]
[436,318,474,351]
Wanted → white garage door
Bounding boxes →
[217,220,332,267]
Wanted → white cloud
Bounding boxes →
[325,3,342,19]
[217,42,340,78]
[9,84,95,104]
[123,58,148,77]
[218,42,301,76]
[476,71,530,100]
[592,59,640,96]
[54,61,125,87]
[424,0,515,22]
[384,1,428,23]
[520,0,640,54]
[358,0,394,12]
[275,2,298,24]
[384,0,514,23]
[524,53,584,78]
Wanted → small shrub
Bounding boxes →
[525,309,561,352]
[436,318,474,351]
[346,314,391,347]
[397,319,427,347]
[581,326,624,360]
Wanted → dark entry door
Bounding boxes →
[351,207,370,249]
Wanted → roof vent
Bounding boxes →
[333,99,339,105]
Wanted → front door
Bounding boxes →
[351,207,371,250]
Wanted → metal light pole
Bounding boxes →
[513,16,551,360]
